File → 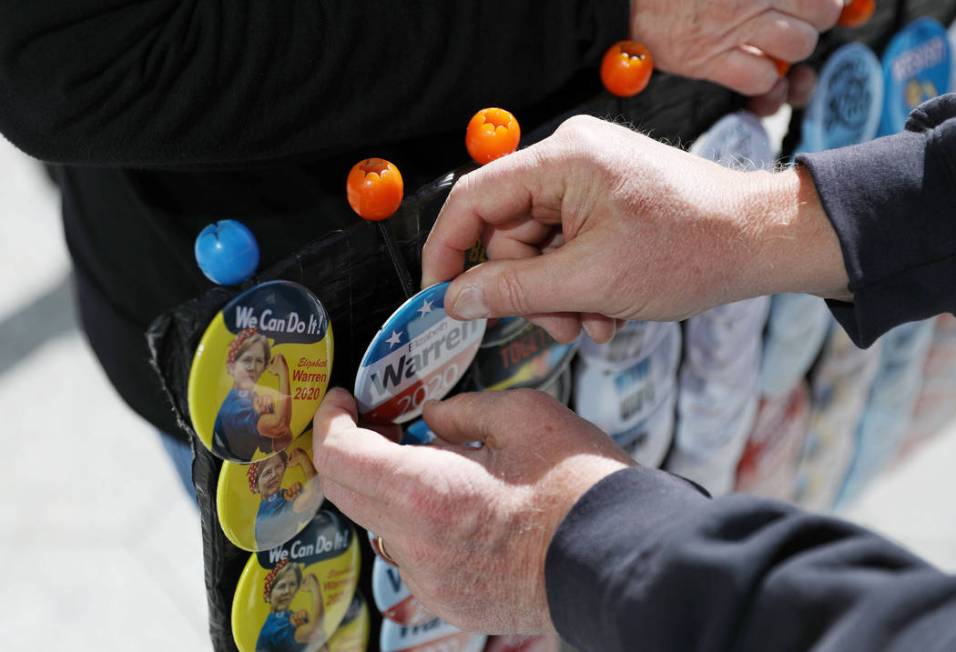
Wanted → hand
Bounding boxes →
[268,353,289,375]
[748,64,818,116]
[630,0,842,95]
[289,447,310,467]
[283,482,304,501]
[311,388,633,633]
[302,573,321,595]
[253,393,275,414]
[422,116,848,344]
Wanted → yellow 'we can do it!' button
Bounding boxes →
[232,510,360,652]
[218,429,325,552]
[188,280,333,463]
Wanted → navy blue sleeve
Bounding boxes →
[546,467,956,651]
[797,94,956,347]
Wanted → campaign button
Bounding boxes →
[879,17,952,135]
[802,42,883,152]
[232,510,360,652]
[372,555,435,627]
[354,283,486,424]
[188,280,333,463]
[327,591,371,652]
[538,363,572,406]
[217,429,324,552]
[690,111,774,171]
[380,617,487,652]
[471,319,577,391]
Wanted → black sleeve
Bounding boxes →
[796,94,956,348]
[546,467,956,652]
[0,1,627,167]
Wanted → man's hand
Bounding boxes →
[630,0,842,96]
[422,116,848,345]
[311,388,633,634]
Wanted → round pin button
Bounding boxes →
[801,42,883,152]
[470,318,577,392]
[217,429,324,552]
[188,280,333,463]
[354,283,486,424]
[380,617,487,652]
[689,111,774,171]
[372,555,435,627]
[327,591,370,652]
[232,510,360,652]
[879,17,952,136]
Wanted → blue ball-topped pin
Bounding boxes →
[194,220,260,286]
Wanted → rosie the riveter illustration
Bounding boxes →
[257,559,328,652]
[248,447,323,550]
[214,327,293,461]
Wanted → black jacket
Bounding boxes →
[547,94,956,652]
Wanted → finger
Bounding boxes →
[444,234,606,321]
[526,313,583,344]
[772,0,843,31]
[312,388,411,500]
[422,392,505,448]
[483,221,558,261]
[743,10,819,63]
[700,47,781,96]
[320,477,401,535]
[747,78,789,117]
[787,64,817,108]
[422,146,564,287]
[581,313,616,344]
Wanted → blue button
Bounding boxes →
[802,42,883,152]
[879,17,952,136]
[195,219,260,286]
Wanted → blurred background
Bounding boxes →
[1,111,955,649]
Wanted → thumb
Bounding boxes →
[443,236,602,321]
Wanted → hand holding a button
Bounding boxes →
[423,116,849,344]
[312,387,633,634]
[628,0,841,96]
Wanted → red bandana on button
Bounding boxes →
[263,559,290,603]
[227,327,262,365]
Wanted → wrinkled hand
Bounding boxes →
[253,393,275,415]
[267,353,289,376]
[422,116,847,345]
[312,388,633,634]
[630,0,841,95]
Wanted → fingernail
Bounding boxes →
[451,286,488,320]
[582,321,596,341]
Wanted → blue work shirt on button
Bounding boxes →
[214,388,266,460]
[256,610,304,652]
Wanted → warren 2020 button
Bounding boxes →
[372,555,434,627]
[232,510,360,652]
[802,42,883,152]
[326,591,370,652]
[380,617,487,652]
[188,280,333,463]
[217,429,324,552]
[354,283,486,424]
[879,17,952,136]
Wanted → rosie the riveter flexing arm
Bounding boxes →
[311,94,956,651]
